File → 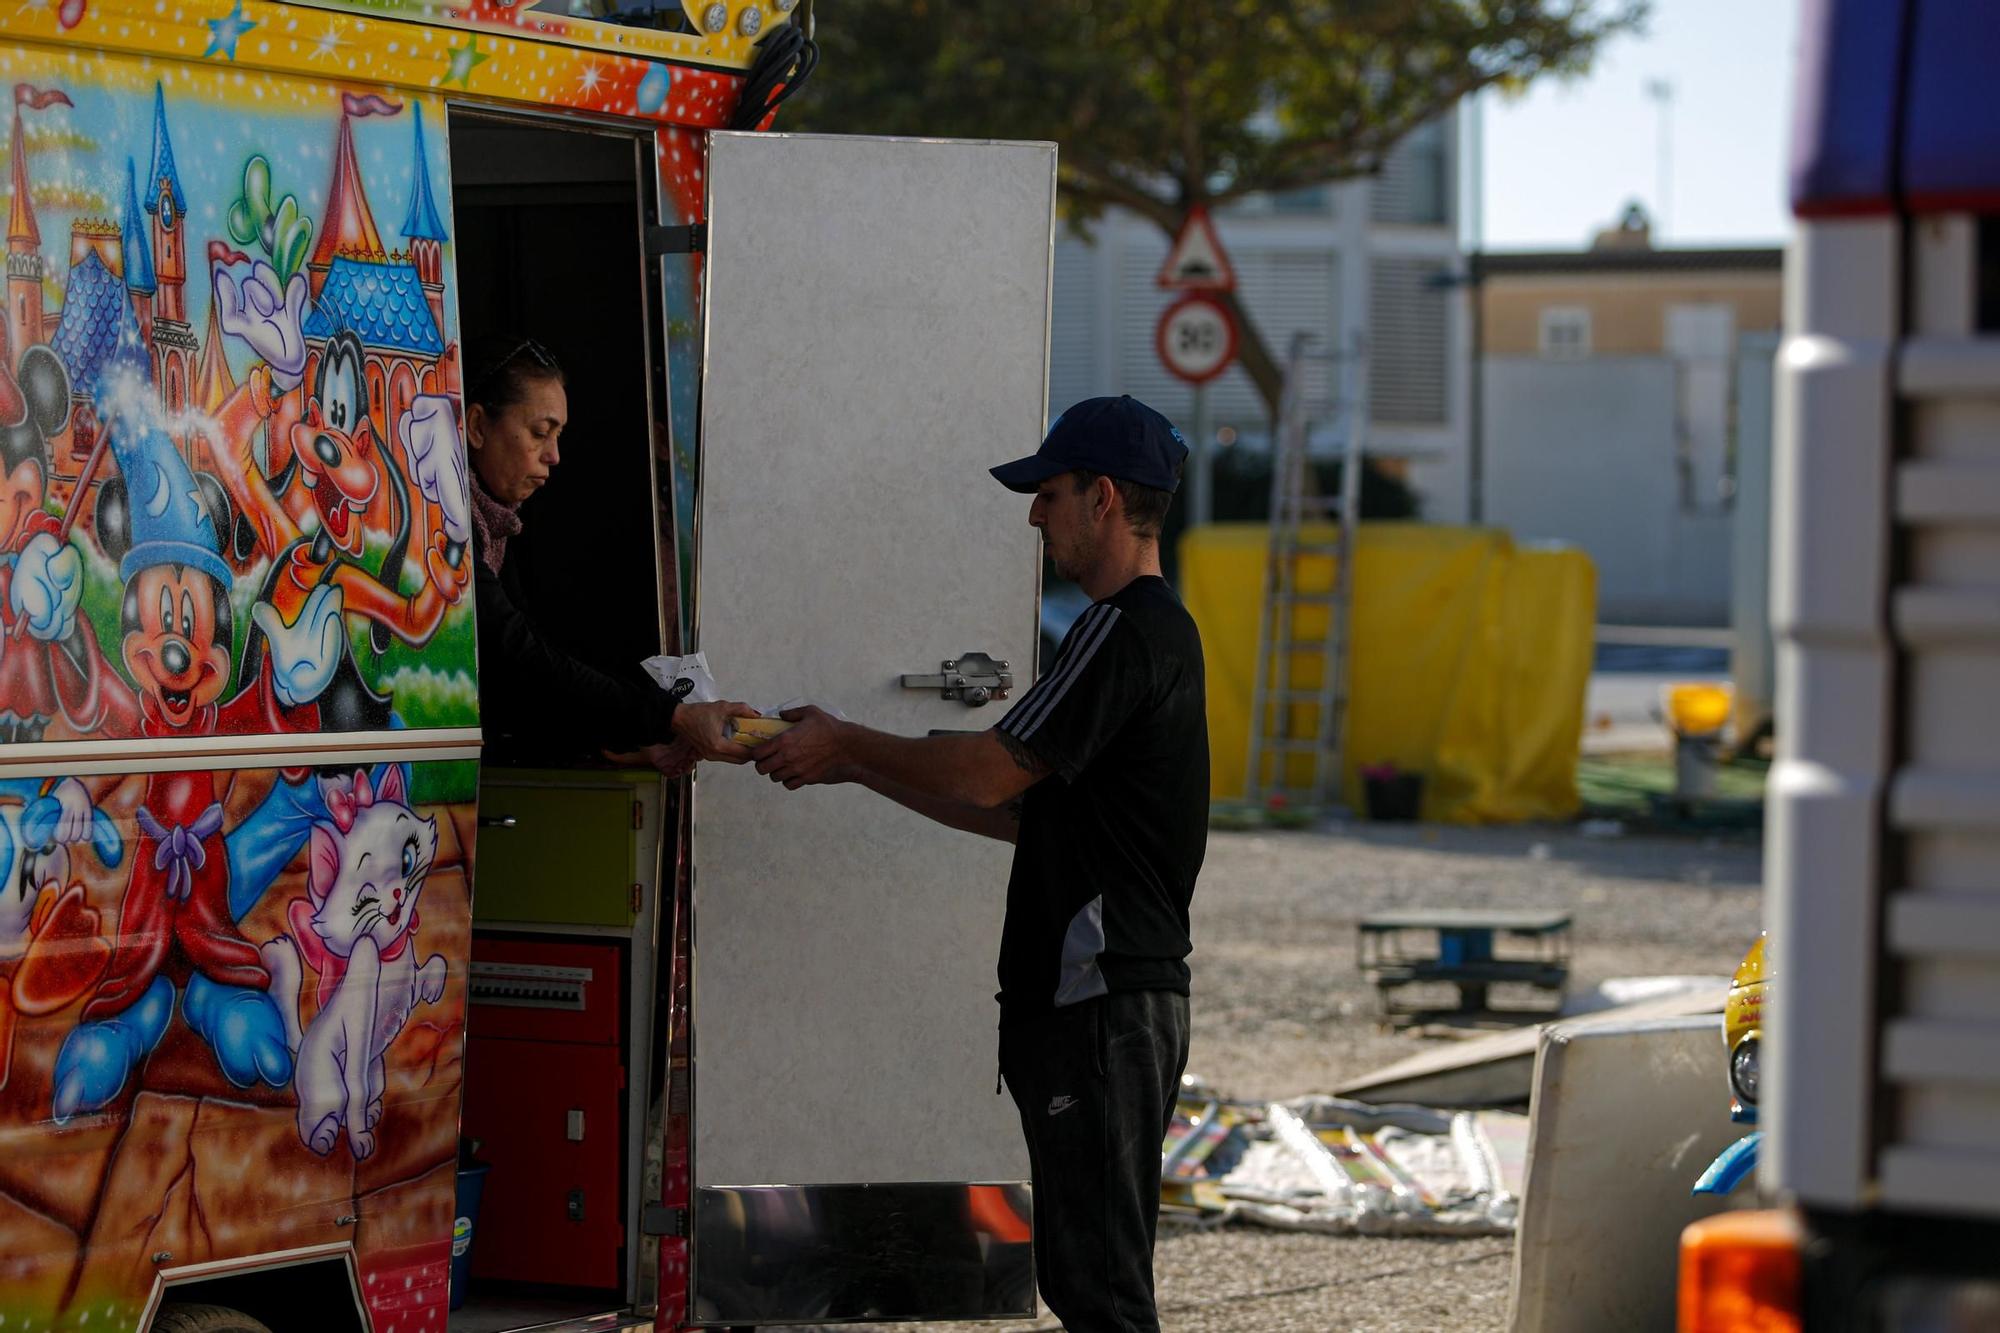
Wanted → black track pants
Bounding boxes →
[1000,989,1191,1333]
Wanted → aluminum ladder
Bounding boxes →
[1243,333,1365,811]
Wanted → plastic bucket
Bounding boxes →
[450,1162,490,1311]
[1364,773,1424,821]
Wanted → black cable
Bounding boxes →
[727,16,819,130]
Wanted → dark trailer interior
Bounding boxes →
[445,110,681,1333]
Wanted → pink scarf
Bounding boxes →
[469,472,522,575]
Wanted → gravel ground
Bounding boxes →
[835,819,1764,1333]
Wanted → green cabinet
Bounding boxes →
[472,769,656,928]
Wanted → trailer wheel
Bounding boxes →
[151,1304,275,1333]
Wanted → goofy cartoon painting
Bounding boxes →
[204,258,470,729]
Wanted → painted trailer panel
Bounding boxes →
[0,43,476,746]
[0,756,479,1332]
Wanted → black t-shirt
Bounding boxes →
[994,574,1208,1023]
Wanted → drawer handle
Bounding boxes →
[479,815,518,828]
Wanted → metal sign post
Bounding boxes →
[1192,384,1212,527]
[1156,206,1239,529]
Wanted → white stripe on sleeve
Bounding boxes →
[1000,604,1111,738]
[1001,604,1122,740]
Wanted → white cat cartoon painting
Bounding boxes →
[262,765,447,1159]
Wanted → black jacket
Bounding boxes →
[473,523,677,754]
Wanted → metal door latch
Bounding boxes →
[900,652,1011,707]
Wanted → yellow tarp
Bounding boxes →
[1180,523,1595,823]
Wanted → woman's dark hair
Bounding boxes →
[465,336,565,416]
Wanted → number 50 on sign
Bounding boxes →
[1156,293,1238,385]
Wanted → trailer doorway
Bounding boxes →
[445,109,677,1333]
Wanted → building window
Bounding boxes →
[1269,185,1332,216]
[1371,117,1450,227]
[1539,306,1592,360]
[1370,258,1450,425]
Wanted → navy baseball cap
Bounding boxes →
[990,395,1189,495]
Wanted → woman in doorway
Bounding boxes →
[462,338,755,774]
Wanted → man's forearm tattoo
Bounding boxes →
[995,728,1045,776]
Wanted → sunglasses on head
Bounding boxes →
[501,337,559,371]
[469,338,561,399]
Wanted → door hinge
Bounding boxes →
[630,883,643,916]
[641,1204,689,1238]
[632,798,644,830]
[645,223,706,256]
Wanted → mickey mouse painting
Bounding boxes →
[49,394,321,1119]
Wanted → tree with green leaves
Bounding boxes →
[785,0,1645,425]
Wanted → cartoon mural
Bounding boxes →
[0,57,476,743]
[0,758,476,1331]
[0,0,773,1318]
[262,764,448,1162]
[0,41,481,1333]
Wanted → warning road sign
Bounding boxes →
[1156,293,1237,384]
[1156,206,1236,291]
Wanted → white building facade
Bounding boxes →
[1046,113,1473,521]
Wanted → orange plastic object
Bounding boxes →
[1678,1209,1803,1333]
[966,1184,1032,1245]
[1665,682,1735,737]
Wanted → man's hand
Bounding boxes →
[754,705,855,790]
[670,699,759,764]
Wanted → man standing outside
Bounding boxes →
[755,396,1208,1333]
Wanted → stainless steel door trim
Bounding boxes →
[691,1181,1035,1325]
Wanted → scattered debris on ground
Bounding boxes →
[1163,1087,1528,1238]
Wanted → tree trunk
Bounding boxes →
[1212,283,1285,434]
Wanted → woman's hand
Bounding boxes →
[670,699,760,764]
[643,741,698,778]
[601,741,696,778]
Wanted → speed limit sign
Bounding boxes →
[1156,293,1237,384]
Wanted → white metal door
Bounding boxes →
[690,132,1053,1190]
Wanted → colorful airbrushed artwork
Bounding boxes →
[0,52,476,740]
[0,0,755,1316]
[0,757,479,1331]
[0,38,477,1333]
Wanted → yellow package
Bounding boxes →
[728,716,795,746]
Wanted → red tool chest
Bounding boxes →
[462,934,626,1291]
